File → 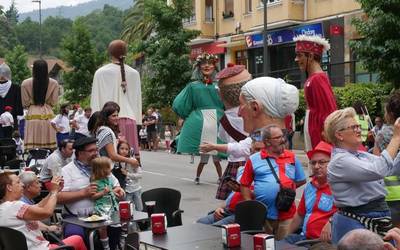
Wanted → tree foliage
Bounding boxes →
[61,21,99,103]
[4,45,30,85]
[350,0,400,88]
[138,0,200,108]
[122,0,154,43]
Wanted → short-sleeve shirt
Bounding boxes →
[39,149,72,182]
[297,179,337,239]
[0,201,49,250]
[94,177,119,214]
[51,114,70,133]
[240,149,306,220]
[143,115,157,132]
[74,114,90,136]
[61,160,120,215]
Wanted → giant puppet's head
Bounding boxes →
[216,63,252,109]
[191,53,218,84]
[0,63,11,83]
[293,35,330,72]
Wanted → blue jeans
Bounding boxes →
[197,209,235,226]
[283,234,307,245]
[332,210,391,244]
[126,190,143,212]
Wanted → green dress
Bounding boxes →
[94,178,118,215]
[172,80,224,154]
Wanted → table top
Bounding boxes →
[62,210,148,230]
[139,223,307,250]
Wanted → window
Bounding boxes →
[183,0,196,24]
[260,0,280,5]
[223,0,234,18]
[236,50,248,68]
[205,0,213,22]
[245,0,252,13]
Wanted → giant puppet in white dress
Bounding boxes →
[91,40,142,156]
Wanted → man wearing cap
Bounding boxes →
[0,105,14,138]
[293,35,337,152]
[0,63,23,138]
[285,141,336,244]
[58,137,125,249]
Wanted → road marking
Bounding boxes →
[142,170,166,176]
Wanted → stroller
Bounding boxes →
[26,148,51,174]
[0,138,17,168]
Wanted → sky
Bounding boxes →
[1,0,92,13]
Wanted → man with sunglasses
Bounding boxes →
[285,141,337,245]
[241,124,306,240]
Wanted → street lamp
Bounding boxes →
[263,0,268,76]
[32,0,42,58]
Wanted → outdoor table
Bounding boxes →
[62,210,148,250]
[139,223,307,250]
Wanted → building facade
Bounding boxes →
[184,0,372,88]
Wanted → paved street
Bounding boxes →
[139,150,310,225]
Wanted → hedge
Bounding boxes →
[295,83,393,122]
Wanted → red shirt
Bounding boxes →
[297,178,337,239]
[240,149,306,220]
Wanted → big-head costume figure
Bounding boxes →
[293,35,337,151]
[172,53,224,154]
[91,40,142,156]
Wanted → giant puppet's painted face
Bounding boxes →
[200,61,216,78]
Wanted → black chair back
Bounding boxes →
[141,188,183,227]
[234,200,267,231]
[0,227,28,250]
[28,148,51,160]
[125,232,139,250]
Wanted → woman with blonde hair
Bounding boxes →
[324,107,400,244]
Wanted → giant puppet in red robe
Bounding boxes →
[293,35,337,151]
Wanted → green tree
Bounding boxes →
[42,16,73,56]
[15,17,40,54]
[122,0,154,43]
[5,0,18,26]
[350,0,400,88]
[4,45,30,85]
[77,4,125,53]
[61,21,99,103]
[139,0,200,107]
[0,3,17,56]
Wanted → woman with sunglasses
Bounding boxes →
[324,107,400,244]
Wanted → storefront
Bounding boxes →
[245,22,342,88]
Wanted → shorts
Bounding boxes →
[147,130,157,142]
[200,154,220,164]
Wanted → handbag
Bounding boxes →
[266,158,296,212]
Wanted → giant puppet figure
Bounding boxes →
[0,63,23,138]
[293,35,337,151]
[172,53,224,155]
[91,40,142,156]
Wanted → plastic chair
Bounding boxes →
[141,188,184,227]
[234,200,267,232]
[0,226,28,250]
[125,232,139,250]
[0,226,74,250]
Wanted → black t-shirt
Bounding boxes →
[143,115,157,132]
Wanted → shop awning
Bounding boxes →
[191,41,227,59]
[216,40,246,48]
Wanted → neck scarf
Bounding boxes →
[0,80,11,98]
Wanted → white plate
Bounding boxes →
[79,215,107,222]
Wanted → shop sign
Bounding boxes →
[245,23,324,48]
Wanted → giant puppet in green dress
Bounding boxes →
[172,53,224,154]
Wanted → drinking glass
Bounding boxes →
[102,195,113,221]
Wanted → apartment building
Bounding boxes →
[184,0,367,87]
